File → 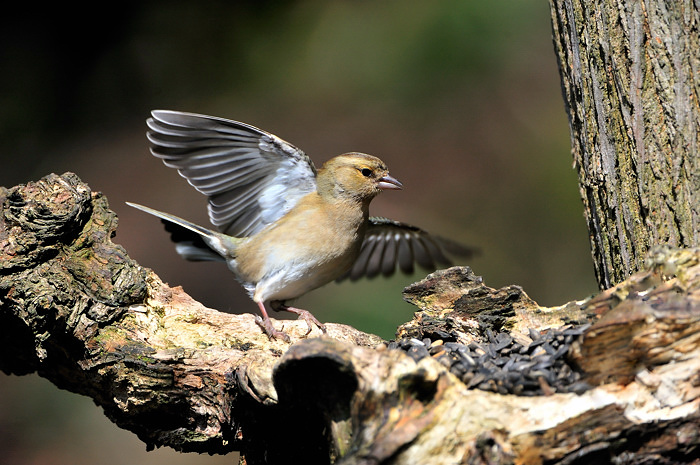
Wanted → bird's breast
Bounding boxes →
[233,193,367,301]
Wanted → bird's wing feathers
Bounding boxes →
[340,217,476,281]
[147,110,317,238]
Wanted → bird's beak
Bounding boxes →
[377,174,403,190]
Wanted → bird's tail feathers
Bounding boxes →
[126,202,242,258]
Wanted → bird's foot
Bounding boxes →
[254,315,291,343]
[271,302,327,335]
[289,307,328,335]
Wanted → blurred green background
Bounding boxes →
[1,1,598,463]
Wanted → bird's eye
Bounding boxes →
[360,168,372,177]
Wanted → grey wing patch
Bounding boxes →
[339,217,476,282]
[148,110,317,238]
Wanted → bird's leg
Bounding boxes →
[270,300,327,335]
[254,301,291,343]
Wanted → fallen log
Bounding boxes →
[1,173,698,464]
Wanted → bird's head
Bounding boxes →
[317,152,402,202]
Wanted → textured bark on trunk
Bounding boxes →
[549,0,700,289]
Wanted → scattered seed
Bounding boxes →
[389,323,591,396]
[529,328,541,340]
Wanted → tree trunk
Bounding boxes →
[549,0,700,289]
[2,173,700,464]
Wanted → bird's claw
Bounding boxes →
[270,302,327,335]
[254,315,291,343]
[294,309,327,335]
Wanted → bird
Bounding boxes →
[128,110,473,342]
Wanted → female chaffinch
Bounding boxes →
[128,110,471,341]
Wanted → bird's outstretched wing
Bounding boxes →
[147,110,318,238]
[340,217,476,281]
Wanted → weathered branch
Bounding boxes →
[2,173,699,464]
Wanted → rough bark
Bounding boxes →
[2,173,700,464]
[549,0,700,289]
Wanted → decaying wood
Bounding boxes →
[549,0,700,289]
[1,173,699,464]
